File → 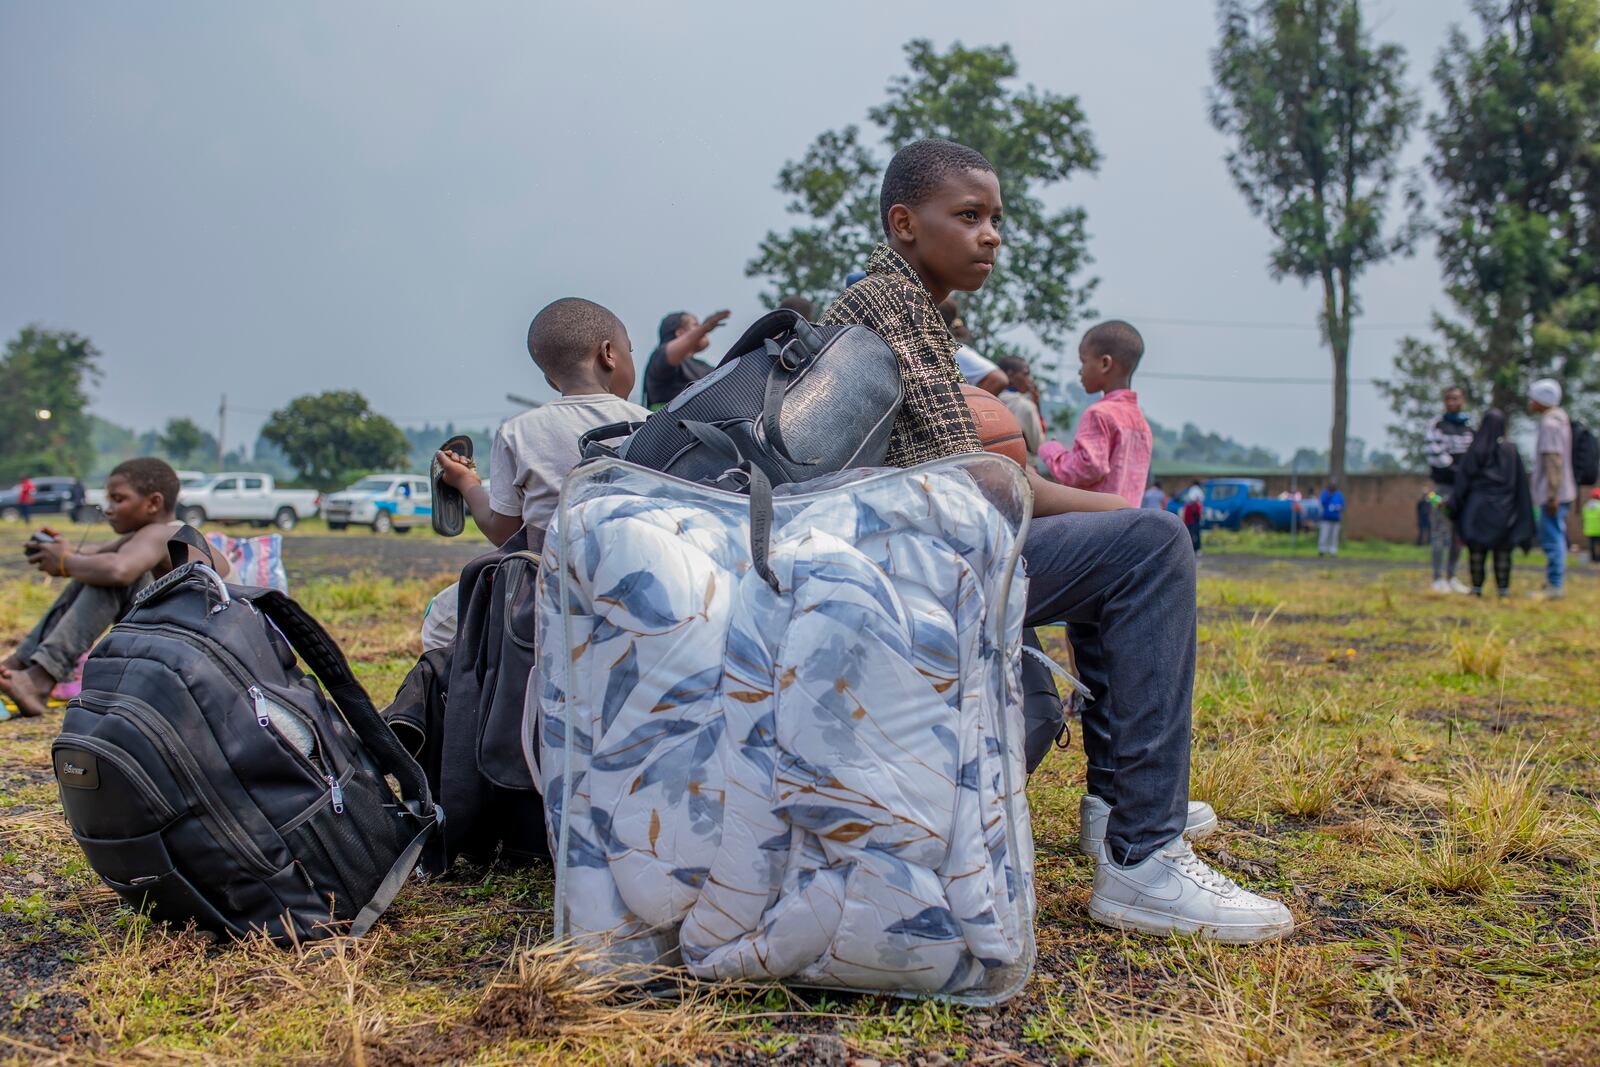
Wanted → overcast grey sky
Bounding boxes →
[1,1,1474,459]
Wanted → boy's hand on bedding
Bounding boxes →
[435,449,480,490]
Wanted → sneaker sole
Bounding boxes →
[1087,900,1294,944]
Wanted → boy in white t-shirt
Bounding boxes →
[435,297,649,554]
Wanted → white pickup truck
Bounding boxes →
[177,473,321,530]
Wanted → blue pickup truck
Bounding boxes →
[1167,478,1319,533]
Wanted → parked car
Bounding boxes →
[1167,478,1320,533]
[0,476,86,522]
[177,473,321,530]
[78,469,205,524]
[320,474,432,533]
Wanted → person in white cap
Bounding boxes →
[1528,378,1576,597]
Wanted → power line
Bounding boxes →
[1129,315,1431,331]
[229,404,520,422]
[1138,370,1384,386]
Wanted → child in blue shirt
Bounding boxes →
[1318,481,1345,557]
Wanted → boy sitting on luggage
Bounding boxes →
[435,297,649,554]
[2,458,227,719]
[822,137,1293,942]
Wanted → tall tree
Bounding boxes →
[746,40,1100,381]
[157,417,213,466]
[259,390,410,492]
[1210,0,1422,481]
[1380,0,1600,460]
[0,326,102,482]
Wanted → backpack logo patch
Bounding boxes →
[54,749,101,790]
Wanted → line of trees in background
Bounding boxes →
[0,329,426,492]
[0,323,1403,492]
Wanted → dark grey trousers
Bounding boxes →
[1021,508,1195,865]
[13,575,150,681]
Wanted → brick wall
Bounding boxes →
[1157,472,1592,544]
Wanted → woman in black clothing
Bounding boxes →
[1450,408,1535,597]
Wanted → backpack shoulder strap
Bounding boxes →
[238,587,436,817]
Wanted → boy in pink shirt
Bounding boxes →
[1039,320,1153,505]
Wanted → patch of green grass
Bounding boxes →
[1,556,1598,1062]
[1205,526,1432,561]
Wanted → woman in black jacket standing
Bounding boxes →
[1450,409,1535,597]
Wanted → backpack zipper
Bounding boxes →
[74,691,280,878]
[116,621,346,784]
[245,680,342,815]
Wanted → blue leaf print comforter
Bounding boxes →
[532,456,1035,1002]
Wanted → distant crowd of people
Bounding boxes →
[1423,380,1585,598]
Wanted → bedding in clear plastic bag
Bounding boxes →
[528,455,1035,1004]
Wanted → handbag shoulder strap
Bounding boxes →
[167,523,222,572]
[679,421,781,595]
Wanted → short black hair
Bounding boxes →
[658,311,689,345]
[1080,320,1145,374]
[777,295,814,320]
[526,298,624,381]
[109,457,180,514]
[996,355,1031,376]
[880,138,996,237]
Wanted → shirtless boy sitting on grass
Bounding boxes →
[2,458,226,718]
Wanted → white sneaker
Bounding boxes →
[1447,577,1471,594]
[1078,794,1218,862]
[1089,836,1294,943]
[1431,579,1449,593]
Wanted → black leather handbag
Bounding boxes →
[580,308,903,590]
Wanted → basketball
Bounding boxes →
[961,384,1029,468]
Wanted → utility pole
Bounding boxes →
[217,394,227,472]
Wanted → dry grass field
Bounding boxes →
[1,530,1596,1065]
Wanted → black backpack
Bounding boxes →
[52,529,438,943]
[581,308,903,590]
[1571,420,1598,487]
[384,528,547,876]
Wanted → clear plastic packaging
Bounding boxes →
[529,455,1035,1004]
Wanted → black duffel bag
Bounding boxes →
[52,527,437,944]
[581,307,902,590]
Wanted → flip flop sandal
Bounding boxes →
[432,434,474,537]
